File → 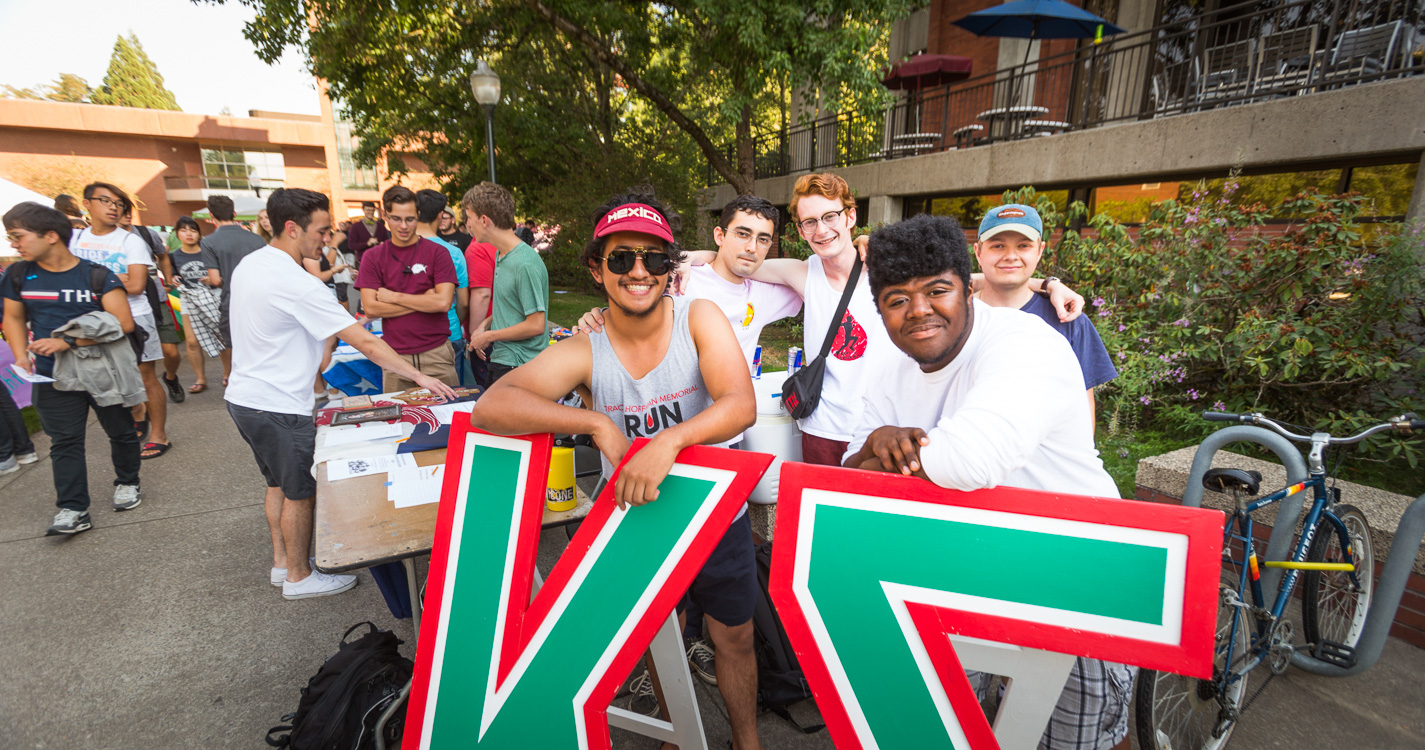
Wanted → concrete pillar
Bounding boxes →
[867,195,903,226]
[1407,150,1425,224]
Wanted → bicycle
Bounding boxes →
[1135,410,1425,750]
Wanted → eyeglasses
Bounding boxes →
[727,227,773,249]
[797,208,848,234]
[89,196,125,209]
[387,215,418,225]
[602,248,674,275]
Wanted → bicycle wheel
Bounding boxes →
[1135,570,1252,750]
[1303,503,1374,649]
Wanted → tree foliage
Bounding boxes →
[91,33,181,111]
[217,0,907,197]
[3,74,93,103]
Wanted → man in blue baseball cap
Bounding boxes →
[974,204,1117,429]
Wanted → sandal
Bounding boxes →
[135,419,150,443]
[141,441,172,460]
[188,382,209,394]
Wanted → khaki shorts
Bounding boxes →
[383,341,459,392]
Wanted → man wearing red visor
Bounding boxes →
[473,190,764,749]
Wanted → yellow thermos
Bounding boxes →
[546,446,577,512]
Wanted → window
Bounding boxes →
[335,121,378,191]
[1347,163,1418,219]
[200,147,285,191]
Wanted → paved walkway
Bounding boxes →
[1,361,1421,748]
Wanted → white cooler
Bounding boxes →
[740,370,802,505]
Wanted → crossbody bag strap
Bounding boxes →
[813,257,863,359]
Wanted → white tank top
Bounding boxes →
[799,254,894,442]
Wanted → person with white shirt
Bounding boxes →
[69,183,171,455]
[224,188,457,601]
[843,213,1131,750]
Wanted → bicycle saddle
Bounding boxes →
[1202,467,1262,496]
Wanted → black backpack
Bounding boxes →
[266,622,415,750]
[752,541,824,734]
[6,259,148,359]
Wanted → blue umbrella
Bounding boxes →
[953,0,1126,40]
[954,0,1127,114]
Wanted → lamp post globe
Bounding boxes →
[470,60,501,184]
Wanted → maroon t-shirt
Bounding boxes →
[355,237,458,354]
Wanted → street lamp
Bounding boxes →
[470,60,501,184]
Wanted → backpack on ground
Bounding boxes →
[751,540,824,734]
[7,259,148,359]
[265,622,414,750]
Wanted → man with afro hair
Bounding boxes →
[843,213,1133,750]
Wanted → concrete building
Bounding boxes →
[702,0,1425,228]
[0,85,438,228]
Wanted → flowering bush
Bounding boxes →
[1004,176,1425,467]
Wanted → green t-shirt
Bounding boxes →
[491,242,549,366]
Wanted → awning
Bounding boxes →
[882,54,974,91]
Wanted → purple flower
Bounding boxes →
[1118,351,1126,360]
[1092,297,1105,308]
[1213,401,1226,411]
[1139,395,1152,405]
[1188,389,1201,400]
[1117,448,1130,458]
[1117,324,1127,332]
[1098,309,1110,317]
[1173,318,1190,327]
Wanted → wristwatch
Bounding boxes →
[1038,276,1060,297]
[61,335,78,348]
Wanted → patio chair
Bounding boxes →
[1255,25,1320,98]
[1022,120,1072,136]
[1195,39,1257,107]
[1324,20,1405,83]
[952,124,984,148]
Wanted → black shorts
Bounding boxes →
[680,511,757,627]
[226,402,317,500]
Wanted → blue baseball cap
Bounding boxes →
[978,204,1043,243]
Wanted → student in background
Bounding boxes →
[168,216,228,392]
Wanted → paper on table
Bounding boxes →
[327,453,415,482]
[387,465,445,508]
[10,364,55,383]
[323,422,403,447]
[428,401,476,425]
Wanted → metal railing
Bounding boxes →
[708,0,1424,186]
[163,175,284,193]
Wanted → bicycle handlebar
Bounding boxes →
[1199,411,1421,444]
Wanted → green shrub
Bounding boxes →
[1003,175,1424,467]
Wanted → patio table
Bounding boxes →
[976,105,1050,140]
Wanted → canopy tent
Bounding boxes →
[191,193,268,221]
[0,177,54,217]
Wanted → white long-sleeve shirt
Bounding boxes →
[844,300,1119,498]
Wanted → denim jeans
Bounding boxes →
[32,384,141,512]
[0,383,34,461]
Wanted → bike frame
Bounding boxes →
[1217,471,1359,693]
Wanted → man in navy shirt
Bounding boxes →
[2,202,142,536]
[975,204,1117,429]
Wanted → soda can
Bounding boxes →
[752,345,762,379]
[794,348,804,373]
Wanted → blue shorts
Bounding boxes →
[680,510,757,627]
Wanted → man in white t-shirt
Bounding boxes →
[225,188,457,601]
[842,213,1131,750]
[69,183,174,456]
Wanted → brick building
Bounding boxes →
[0,86,437,229]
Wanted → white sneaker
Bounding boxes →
[0,456,16,475]
[283,570,357,600]
[16,451,38,465]
[112,484,142,511]
[270,558,317,587]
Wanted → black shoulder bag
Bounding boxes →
[781,257,862,420]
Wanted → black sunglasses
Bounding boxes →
[602,249,674,276]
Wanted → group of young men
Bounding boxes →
[472,172,1122,750]
[6,165,1126,746]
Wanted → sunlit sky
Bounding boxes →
[0,0,320,116]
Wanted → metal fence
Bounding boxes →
[708,0,1424,186]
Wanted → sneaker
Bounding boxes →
[16,451,38,465]
[686,637,717,686]
[112,484,142,511]
[163,373,185,403]
[283,570,357,600]
[46,509,92,536]
[0,455,16,475]
[625,669,659,717]
[270,558,317,587]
